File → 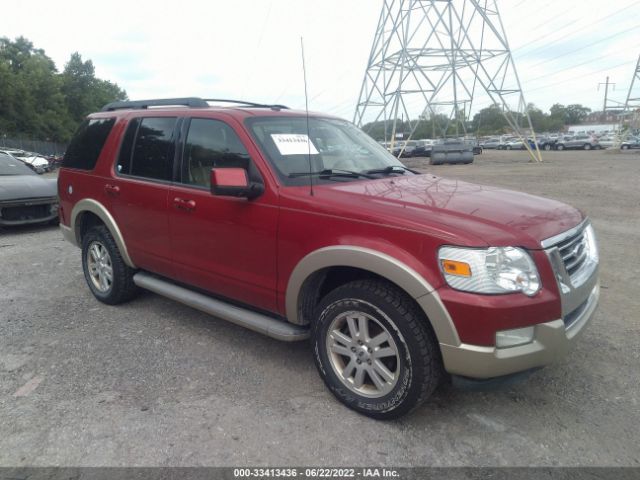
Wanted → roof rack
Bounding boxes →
[101,97,289,112]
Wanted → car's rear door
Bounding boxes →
[106,114,181,277]
[167,115,279,313]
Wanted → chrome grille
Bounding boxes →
[556,230,588,277]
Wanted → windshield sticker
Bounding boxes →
[271,134,319,156]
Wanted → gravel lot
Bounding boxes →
[1,149,639,466]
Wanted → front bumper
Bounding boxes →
[440,283,599,379]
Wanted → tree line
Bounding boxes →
[0,37,127,143]
[364,103,593,140]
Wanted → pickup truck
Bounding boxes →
[58,97,599,419]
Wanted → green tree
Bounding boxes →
[0,38,127,142]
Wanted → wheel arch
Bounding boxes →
[70,199,136,268]
[285,246,460,346]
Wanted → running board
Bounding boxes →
[133,272,309,342]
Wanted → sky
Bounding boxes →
[3,0,640,122]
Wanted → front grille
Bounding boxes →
[555,229,589,278]
[0,204,53,221]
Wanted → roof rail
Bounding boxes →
[101,97,290,112]
[101,97,209,111]
[203,98,289,110]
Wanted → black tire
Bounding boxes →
[81,225,139,305]
[312,279,443,420]
[584,144,592,150]
[544,144,552,151]
[557,144,565,151]
[622,145,629,150]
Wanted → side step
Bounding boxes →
[133,272,309,342]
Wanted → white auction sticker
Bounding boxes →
[271,134,319,155]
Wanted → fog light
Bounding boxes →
[496,326,535,348]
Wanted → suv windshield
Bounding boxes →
[0,153,35,175]
[246,116,407,185]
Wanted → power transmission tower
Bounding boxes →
[354,0,542,162]
[622,54,640,132]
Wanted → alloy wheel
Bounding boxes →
[86,241,113,293]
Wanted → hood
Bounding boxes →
[0,175,57,202]
[312,174,583,249]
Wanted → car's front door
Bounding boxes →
[168,115,279,313]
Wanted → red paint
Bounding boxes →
[211,168,248,187]
[59,106,585,346]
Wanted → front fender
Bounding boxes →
[285,245,460,346]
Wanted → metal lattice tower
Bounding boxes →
[622,54,640,131]
[354,0,542,162]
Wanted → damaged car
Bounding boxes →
[0,152,58,227]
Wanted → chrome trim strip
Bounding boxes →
[133,272,309,342]
[540,218,589,249]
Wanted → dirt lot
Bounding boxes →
[1,149,639,466]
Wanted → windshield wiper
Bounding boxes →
[289,168,375,179]
[363,165,419,175]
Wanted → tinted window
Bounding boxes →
[124,117,177,181]
[116,118,141,175]
[181,118,250,188]
[0,153,35,176]
[63,118,115,170]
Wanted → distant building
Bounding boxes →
[567,124,618,135]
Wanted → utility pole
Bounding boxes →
[598,76,615,122]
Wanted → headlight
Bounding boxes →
[438,246,541,296]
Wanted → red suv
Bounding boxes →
[58,98,599,419]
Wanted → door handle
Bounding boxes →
[173,197,196,211]
[104,184,120,196]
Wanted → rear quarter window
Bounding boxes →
[63,118,116,170]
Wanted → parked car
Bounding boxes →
[481,138,501,149]
[58,97,599,419]
[0,152,58,226]
[536,137,557,151]
[0,149,49,174]
[392,140,418,158]
[412,139,435,157]
[621,136,640,150]
[555,134,600,151]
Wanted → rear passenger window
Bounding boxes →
[117,117,177,181]
[63,118,115,170]
[181,118,250,188]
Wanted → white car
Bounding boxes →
[0,149,49,174]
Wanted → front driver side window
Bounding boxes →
[181,118,251,188]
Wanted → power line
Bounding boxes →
[526,24,639,70]
[513,0,640,58]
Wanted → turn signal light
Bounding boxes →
[441,259,472,277]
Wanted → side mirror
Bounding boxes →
[210,168,264,200]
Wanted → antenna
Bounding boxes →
[300,37,314,196]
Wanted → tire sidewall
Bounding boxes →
[312,294,423,418]
[81,228,117,302]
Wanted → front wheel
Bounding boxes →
[312,280,443,419]
[544,144,552,151]
[621,145,630,150]
[584,144,592,150]
[557,144,565,151]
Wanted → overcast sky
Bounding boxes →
[3,0,639,120]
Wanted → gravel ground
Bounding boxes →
[0,149,639,467]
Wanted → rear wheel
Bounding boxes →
[312,279,443,419]
[622,144,630,150]
[81,225,139,305]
